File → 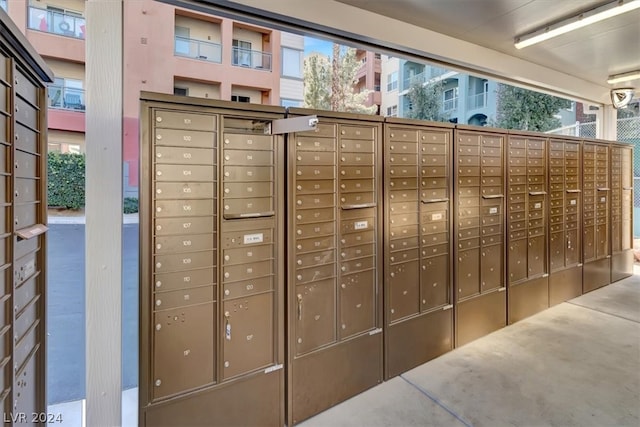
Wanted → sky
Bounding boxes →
[303,36,333,57]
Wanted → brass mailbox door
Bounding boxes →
[340,270,376,339]
[294,280,336,354]
[388,259,420,321]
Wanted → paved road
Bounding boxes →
[47,223,139,404]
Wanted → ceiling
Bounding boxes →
[336,0,640,91]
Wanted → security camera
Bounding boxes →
[610,88,635,109]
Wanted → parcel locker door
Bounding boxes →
[481,244,502,292]
[388,259,420,321]
[549,232,564,271]
[340,270,376,338]
[295,281,336,355]
[509,238,527,283]
[527,235,545,277]
[420,254,449,310]
[457,248,480,299]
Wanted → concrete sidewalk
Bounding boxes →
[300,269,640,427]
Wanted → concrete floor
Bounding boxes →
[300,270,640,427]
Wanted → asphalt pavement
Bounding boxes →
[47,223,139,405]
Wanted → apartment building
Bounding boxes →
[3,0,303,197]
[354,48,381,114]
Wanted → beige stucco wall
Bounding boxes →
[175,14,221,44]
[174,78,221,99]
[230,86,262,103]
[46,58,84,80]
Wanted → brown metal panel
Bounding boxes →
[14,97,37,129]
[13,352,38,419]
[14,149,39,179]
[527,235,546,277]
[155,146,214,165]
[222,293,274,380]
[457,248,480,299]
[339,125,374,140]
[388,259,420,322]
[155,234,214,254]
[154,128,215,148]
[223,165,272,182]
[294,279,336,355]
[341,179,374,193]
[154,286,214,311]
[296,249,335,268]
[296,221,335,239]
[155,164,214,182]
[583,257,611,292]
[456,290,506,346]
[223,149,272,166]
[341,139,375,153]
[154,216,215,236]
[155,268,215,293]
[154,251,214,274]
[420,254,449,310]
[223,197,272,216]
[508,276,549,324]
[339,270,376,338]
[155,110,216,131]
[295,151,335,165]
[549,266,583,306]
[508,239,527,283]
[224,181,272,199]
[295,207,335,224]
[611,250,634,282]
[223,133,272,151]
[155,182,215,200]
[389,236,419,252]
[481,244,503,292]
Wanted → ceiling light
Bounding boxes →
[607,70,640,84]
[515,0,640,49]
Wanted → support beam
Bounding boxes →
[600,104,618,141]
[85,1,123,425]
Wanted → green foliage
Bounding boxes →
[123,197,139,214]
[47,152,85,209]
[303,44,377,114]
[494,84,571,131]
[406,81,450,122]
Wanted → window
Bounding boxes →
[386,105,398,117]
[231,95,251,103]
[232,39,252,67]
[0,1,7,11]
[443,87,459,111]
[49,77,85,111]
[174,87,188,96]
[281,98,303,108]
[282,47,303,78]
[387,71,398,91]
[374,53,381,59]
[174,26,190,55]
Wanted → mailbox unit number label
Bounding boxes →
[534,203,542,209]
[354,221,368,230]
[570,200,577,205]
[244,233,264,244]
[431,213,443,221]
[489,207,498,214]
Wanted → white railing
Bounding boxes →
[232,47,272,71]
[443,97,458,112]
[49,86,85,111]
[174,36,222,63]
[403,66,448,89]
[28,6,85,39]
[467,92,487,110]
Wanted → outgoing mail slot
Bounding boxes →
[155,146,214,165]
[388,153,418,166]
[341,139,375,153]
[295,136,335,151]
[224,181,272,199]
[421,188,447,200]
[155,216,215,236]
[14,178,37,203]
[154,128,214,148]
[155,164,214,182]
[340,166,374,179]
[341,178,375,193]
[297,221,335,238]
[389,129,418,142]
[224,149,272,166]
[223,244,273,264]
[457,166,480,177]
[295,207,335,224]
[153,303,215,400]
[339,270,376,339]
[15,97,37,129]
[458,237,479,250]
[297,249,335,268]
[15,150,39,178]
[341,229,375,247]
[223,133,272,151]
[390,177,418,190]
[388,259,420,321]
[340,256,374,274]
[423,166,447,177]
[389,235,419,251]
[297,193,335,209]
[388,247,419,264]
[154,251,214,273]
[296,179,334,194]
[154,268,215,292]
[421,144,447,155]
[15,123,38,153]
[223,197,272,216]
[154,286,214,310]
[155,234,215,254]
[155,110,215,131]
[340,191,375,206]
[295,279,336,355]
[481,157,502,167]
[422,220,448,234]
[14,203,38,230]
[295,151,335,165]
[339,125,375,140]
[296,263,335,284]
[155,182,215,200]
[224,275,273,300]
[223,166,272,182]
[155,199,214,218]
[296,235,335,254]
[224,260,272,282]
[422,231,449,246]
[341,242,375,260]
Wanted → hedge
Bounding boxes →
[47,152,85,209]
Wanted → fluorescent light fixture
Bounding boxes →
[515,0,640,49]
[607,70,640,84]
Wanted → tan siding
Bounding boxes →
[279,78,303,101]
[46,58,84,80]
[174,78,221,99]
[281,32,304,49]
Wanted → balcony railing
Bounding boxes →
[49,86,85,111]
[443,97,458,112]
[174,36,222,63]
[467,92,488,110]
[403,66,449,89]
[28,6,85,39]
[232,47,272,71]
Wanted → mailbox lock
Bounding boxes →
[297,260,302,265]
[155,281,161,288]
[155,379,162,386]
[156,324,161,331]
[156,299,162,307]
[225,290,230,296]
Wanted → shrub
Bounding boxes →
[123,197,139,214]
[47,152,85,209]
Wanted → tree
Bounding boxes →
[406,80,449,122]
[303,44,377,114]
[494,84,571,131]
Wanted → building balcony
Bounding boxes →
[174,36,222,63]
[28,6,85,39]
[232,47,272,71]
[443,97,459,112]
[49,86,85,111]
[467,92,488,110]
[403,66,449,89]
